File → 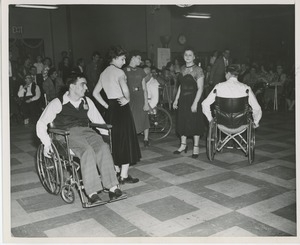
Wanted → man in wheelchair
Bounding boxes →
[201,64,262,162]
[202,64,262,128]
[36,72,124,205]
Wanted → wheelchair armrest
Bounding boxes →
[48,128,70,136]
[89,123,112,130]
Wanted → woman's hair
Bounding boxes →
[106,45,127,63]
[128,50,142,63]
[226,64,241,76]
[183,47,196,55]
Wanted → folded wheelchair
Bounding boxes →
[36,123,126,208]
[206,93,255,164]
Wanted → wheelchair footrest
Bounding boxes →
[108,193,128,203]
[82,200,108,208]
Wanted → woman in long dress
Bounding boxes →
[93,45,140,184]
[173,48,205,158]
[124,51,150,147]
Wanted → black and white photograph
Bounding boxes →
[1,0,299,243]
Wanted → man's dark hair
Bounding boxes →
[226,64,240,76]
[66,70,85,88]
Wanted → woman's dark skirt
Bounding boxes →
[107,99,141,166]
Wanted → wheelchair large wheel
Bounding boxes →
[148,107,172,141]
[207,120,217,161]
[247,122,255,164]
[36,143,63,195]
[61,185,75,204]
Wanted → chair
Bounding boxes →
[206,92,255,164]
[36,123,126,208]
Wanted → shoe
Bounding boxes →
[173,143,188,154]
[192,145,199,158]
[144,140,149,147]
[109,188,123,200]
[119,175,139,185]
[89,194,102,204]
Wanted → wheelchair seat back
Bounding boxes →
[214,96,250,129]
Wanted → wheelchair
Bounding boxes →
[206,94,255,164]
[36,123,126,208]
[148,85,173,141]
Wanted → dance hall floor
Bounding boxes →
[9,110,296,240]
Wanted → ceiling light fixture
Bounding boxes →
[15,4,58,10]
[184,13,211,19]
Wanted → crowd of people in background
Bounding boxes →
[9,46,295,128]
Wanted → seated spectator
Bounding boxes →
[43,68,65,103]
[17,74,41,124]
[264,64,286,110]
[243,66,259,90]
[42,57,52,81]
[238,63,249,82]
[36,73,124,204]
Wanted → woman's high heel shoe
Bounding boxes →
[192,145,200,158]
[173,143,188,154]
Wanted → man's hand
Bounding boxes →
[117,97,129,106]
[43,144,53,158]
[25,99,32,103]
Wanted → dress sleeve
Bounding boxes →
[194,66,204,80]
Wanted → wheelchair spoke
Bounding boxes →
[149,107,172,140]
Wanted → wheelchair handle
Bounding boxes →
[89,123,112,130]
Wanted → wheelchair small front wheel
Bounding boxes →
[61,185,75,204]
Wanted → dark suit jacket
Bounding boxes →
[209,56,228,86]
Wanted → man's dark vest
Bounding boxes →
[53,96,90,130]
[24,82,36,98]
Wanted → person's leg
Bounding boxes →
[87,129,119,190]
[119,163,139,184]
[144,128,149,147]
[174,135,188,154]
[68,128,103,197]
[192,135,200,158]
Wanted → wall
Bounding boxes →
[8,4,294,69]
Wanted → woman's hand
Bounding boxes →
[173,100,178,110]
[143,103,150,111]
[25,99,32,103]
[191,102,197,113]
[117,97,129,106]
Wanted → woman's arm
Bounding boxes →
[93,80,108,109]
[142,78,149,111]
[191,76,204,112]
[172,85,181,109]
